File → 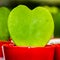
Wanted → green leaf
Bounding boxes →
[0,7,10,41]
[8,5,54,47]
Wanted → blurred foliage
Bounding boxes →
[52,10,60,38]
[0,0,60,9]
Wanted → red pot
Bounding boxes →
[0,40,14,60]
[0,41,11,57]
[3,45,55,60]
[54,44,60,60]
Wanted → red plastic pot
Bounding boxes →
[0,41,13,60]
[54,44,60,60]
[3,45,55,60]
[0,41,11,57]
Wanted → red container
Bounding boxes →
[0,41,14,60]
[3,45,55,60]
[54,44,60,60]
[0,41,12,57]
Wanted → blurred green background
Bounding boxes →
[0,0,60,9]
[0,0,60,38]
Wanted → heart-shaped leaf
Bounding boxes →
[0,7,10,41]
[8,5,54,47]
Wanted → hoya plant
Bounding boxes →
[0,7,10,41]
[8,5,54,47]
